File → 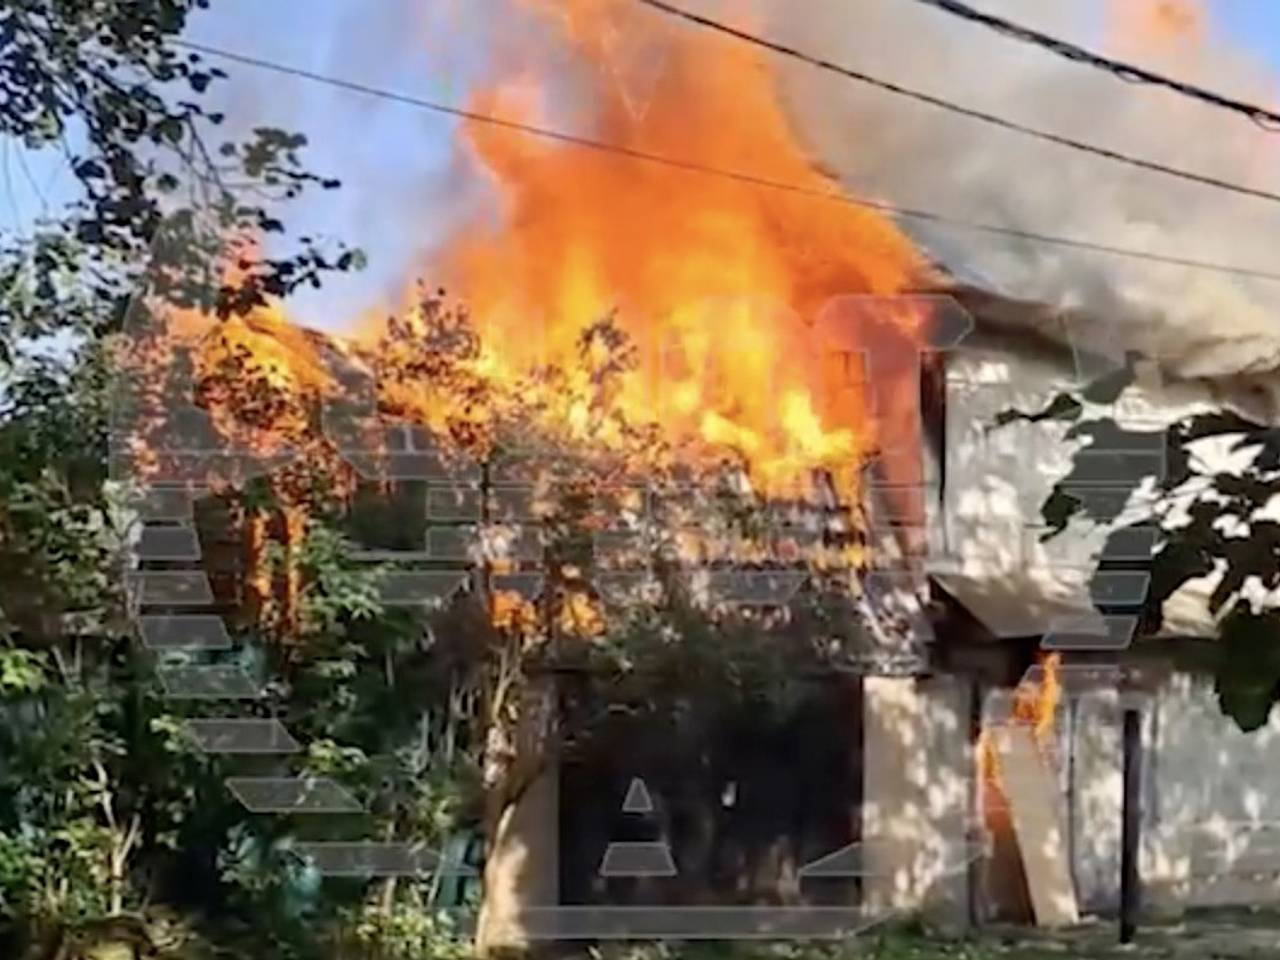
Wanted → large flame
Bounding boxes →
[430,0,930,496]
[124,0,943,636]
[144,0,936,508]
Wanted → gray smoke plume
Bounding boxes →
[750,0,1280,386]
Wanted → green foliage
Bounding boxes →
[0,649,46,694]
[330,900,472,960]
[0,499,489,956]
[583,934,1016,960]
[0,639,153,944]
[0,4,444,954]
[265,521,385,638]
[0,0,363,355]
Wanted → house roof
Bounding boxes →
[924,279,1280,427]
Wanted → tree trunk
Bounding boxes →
[474,674,559,956]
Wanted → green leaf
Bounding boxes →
[156,116,184,144]
[0,649,46,694]
[1214,609,1280,732]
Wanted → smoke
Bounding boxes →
[752,0,1280,383]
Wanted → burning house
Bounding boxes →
[108,0,1280,948]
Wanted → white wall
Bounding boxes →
[863,675,973,929]
[935,334,1256,640]
[1143,674,1280,911]
[976,674,1280,917]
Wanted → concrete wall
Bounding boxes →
[1143,673,1280,913]
[862,675,973,929]
[1066,690,1126,913]
[1011,673,1280,917]
[935,338,1105,638]
[936,331,1253,640]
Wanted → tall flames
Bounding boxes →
[429,0,931,497]
[162,0,934,501]
[124,0,945,629]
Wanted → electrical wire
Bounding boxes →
[904,0,1280,131]
[634,0,1280,207]
[173,37,1280,283]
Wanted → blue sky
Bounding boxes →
[2,0,485,331]
[1211,1,1280,65]
[4,0,1280,332]
[185,0,480,329]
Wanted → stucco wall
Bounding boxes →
[975,673,1280,918]
[1143,673,1280,912]
[863,675,973,928]
[935,332,1251,640]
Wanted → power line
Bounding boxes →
[904,0,1280,131]
[173,38,1280,284]
[634,0,1280,208]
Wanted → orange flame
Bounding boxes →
[160,0,935,507]
[974,653,1063,919]
[431,0,929,496]
[129,0,943,638]
[978,653,1062,780]
[976,653,1063,863]
[1012,652,1063,744]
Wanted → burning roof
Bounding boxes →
[115,0,1280,651]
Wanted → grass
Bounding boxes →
[578,912,1280,960]
[584,930,1074,960]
